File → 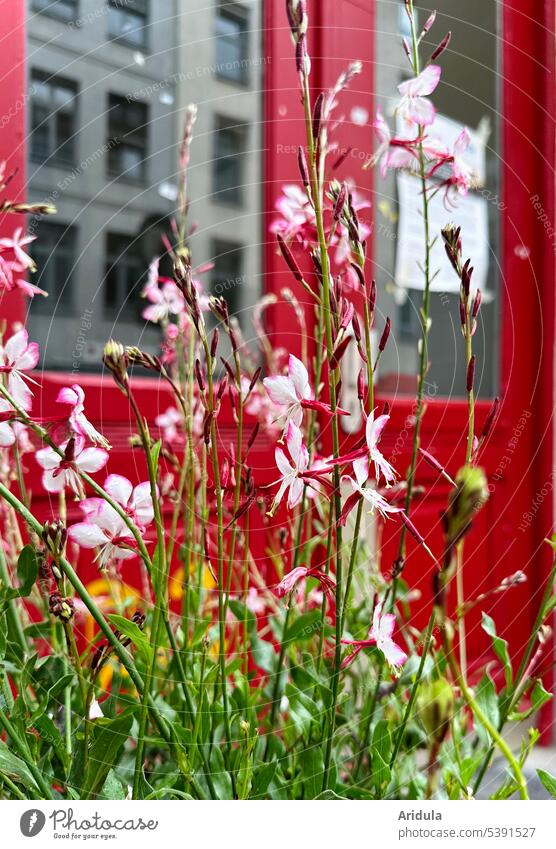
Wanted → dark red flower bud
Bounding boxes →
[459,298,467,327]
[217,375,228,401]
[382,401,391,416]
[349,261,365,292]
[351,311,362,342]
[297,145,310,188]
[334,183,348,221]
[247,421,260,450]
[431,31,452,61]
[249,366,262,392]
[357,368,365,401]
[369,279,377,314]
[379,317,391,352]
[277,233,304,284]
[312,92,324,142]
[466,355,476,393]
[210,328,219,359]
[481,396,500,441]
[330,335,351,370]
[471,289,482,318]
[220,357,235,382]
[195,358,205,392]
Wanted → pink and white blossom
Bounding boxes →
[36,438,108,495]
[142,280,184,324]
[342,601,407,673]
[56,384,111,449]
[0,329,40,410]
[0,255,47,298]
[0,227,36,270]
[68,501,137,567]
[155,405,183,443]
[0,398,15,447]
[353,411,397,486]
[275,565,336,607]
[269,421,309,514]
[264,354,347,431]
[397,65,441,127]
[101,474,155,529]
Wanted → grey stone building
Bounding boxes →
[25,0,262,369]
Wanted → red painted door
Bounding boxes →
[263,0,555,734]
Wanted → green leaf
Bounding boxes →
[107,614,153,664]
[537,769,556,798]
[284,610,322,644]
[481,613,512,687]
[532,679,553,711]
[32,714,70,775]
[475,672,500,745]
[300,745,324,799]
[371,720,392,794]
[251,761,277,799]
[210,745,234,800]
[82,711,134,797]
[0,742,41,794]
[16,546,38,597]
[150,439,162,474]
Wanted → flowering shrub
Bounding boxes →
[0,1,554,802]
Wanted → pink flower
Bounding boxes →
[142,280,184,323]
[342,601,407,673]
[340,476,402,525]
[0,398,15,447]
[264,354,347,431]
[246,587,266,615]
[96,474,155,529]
[0,329,40,410]
[36,437,108,495]
[397,65,441,126]
[270,184,315,245]
[0,227,36,270]
[269,421,309,514]
[56,384,110,449]
[0,255,47,298]
[370,108,417,177]
[352,411,397,486]
[155,406,182,444]
[276,565,336,607]
[68,501,137,567]
[426,127,474,205]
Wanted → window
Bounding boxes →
[215,4,249,84]
[107,94,148,182]
[107,0,148,49]
[30,71,77,166]
[28,222,77,314]
[104,232,145,320]
[211,239,244,317]
[32,0,78,23]
[213,116,247,205]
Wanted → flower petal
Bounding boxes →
[68,522,108,549]
[76,447,108,474]
[104,474,133,508]
[263,375,297,406]
[288,354,311,400]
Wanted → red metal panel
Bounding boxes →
[0,0,27,329]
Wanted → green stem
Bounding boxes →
[0,708,53,799]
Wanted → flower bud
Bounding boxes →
[42,519,67,560]
[333,182,348,221]
[277,234,304,284]
[351,311,362,342]
[466,354,476,394]
[49,591,75,622]
[297,146,310,188]
[443,465,489,551]
[422,11,437,34]
[481,396,500,441]
[210,327,219,359]
[195,358,206,392]
[378,317,391,352]
[416,677,454,744]
[431,31,452,61]
[103,340,129,391]
[312,92,324,142]
[357,368,365,401]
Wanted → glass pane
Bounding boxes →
[373,0,500,398]
[26,1,263,370]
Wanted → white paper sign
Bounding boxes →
[394,171,490,293]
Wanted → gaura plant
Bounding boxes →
[0,0,554,801]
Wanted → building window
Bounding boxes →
[211,239,244,317]
[215,4,249,84]
[104,232,144,320]
[213,116,247,206]
[28,222,77,314]
[107,0,149,49]
[31,0,78,23]
[30,71,77,167]
[107,94,148,182]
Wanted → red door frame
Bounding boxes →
[1,0,554,733]
[263,0,556,735]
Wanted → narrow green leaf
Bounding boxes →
[0,742,41,795]
[82,711,134,797]
[481,612,512,687]
[107,614,153,664]
[537,769,556,798]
